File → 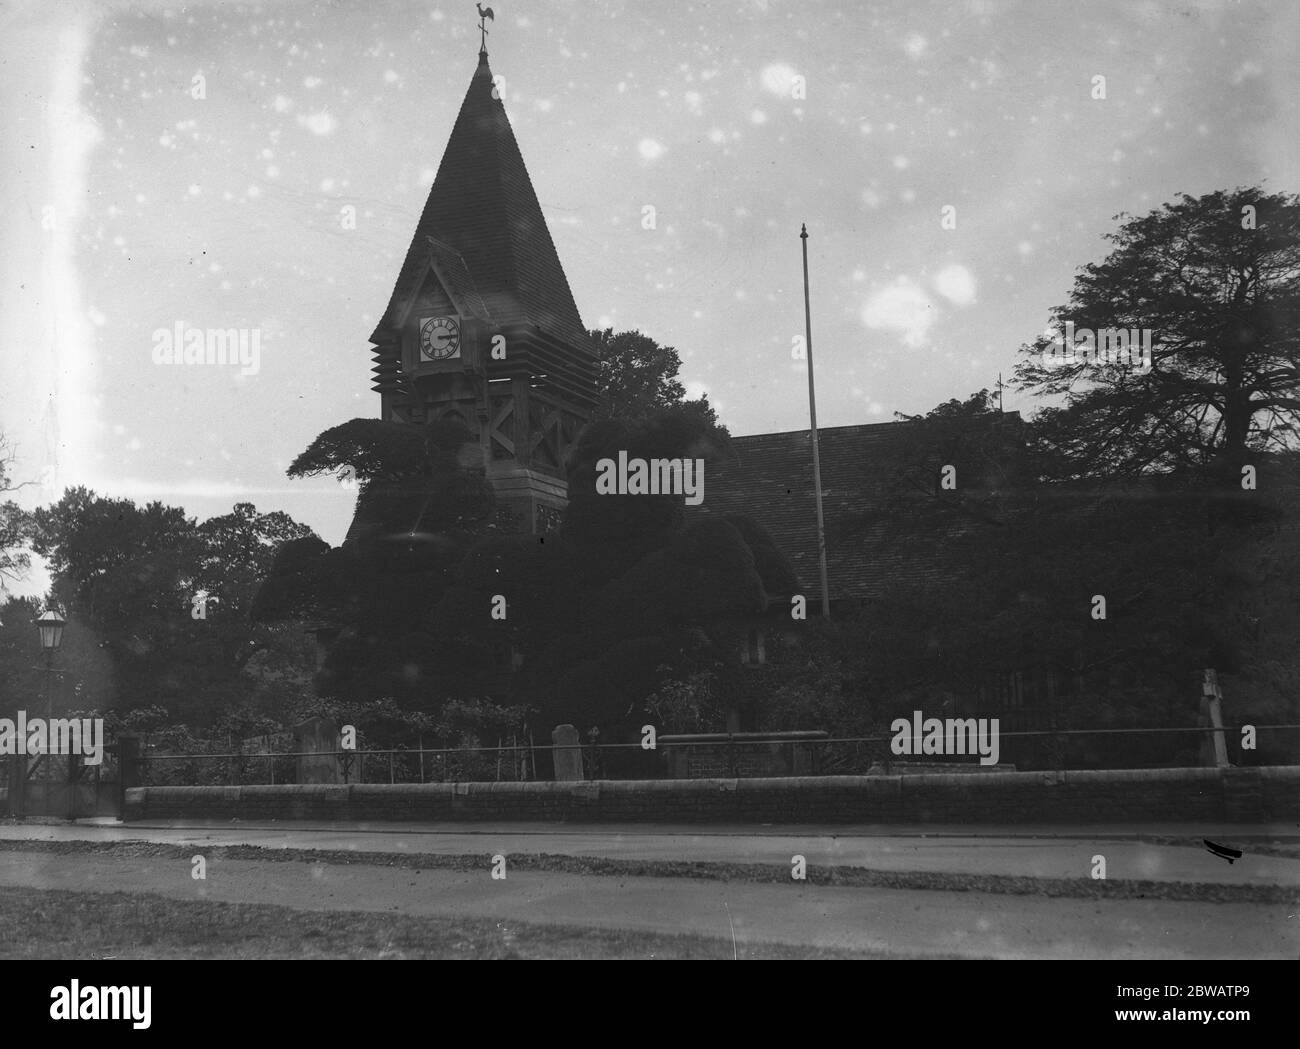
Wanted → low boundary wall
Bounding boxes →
[122,765,1300,824]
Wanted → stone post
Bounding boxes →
[551,724,585,781]
[293,717,342,784]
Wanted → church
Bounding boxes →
[360,39,595,540]
[313,26,1042,742]
[354,32,981,592]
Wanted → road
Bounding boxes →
[2,819,1298,958]
[3,818,1298,884]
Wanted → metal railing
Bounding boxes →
[135,742,537,787]
[127,724,1300,786]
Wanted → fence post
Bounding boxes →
[727,735,737,777]
[66,752,83,820]
[389,751,394,784]
[117,736,140,821]
[7,754,26,818]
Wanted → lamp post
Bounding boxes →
[35,609,65,794]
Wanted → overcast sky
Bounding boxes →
[2,0,1297,596]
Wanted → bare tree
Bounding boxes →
[0,433,33,591]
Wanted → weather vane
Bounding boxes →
[476,3,495,53]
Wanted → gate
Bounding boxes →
[2,736,133,820]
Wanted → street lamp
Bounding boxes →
[35,609,65,798]
[36,609,66,654]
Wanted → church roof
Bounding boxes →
[696,421,986,604]
[371,52,591,354]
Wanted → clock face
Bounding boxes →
[419,315,461,361]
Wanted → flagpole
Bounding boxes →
[801,224,831,618]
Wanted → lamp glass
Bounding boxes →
[37,612,65,651]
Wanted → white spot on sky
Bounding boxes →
[933,264,977,306]
[638,138,664,160]
[1230,61,1262,85]
[750,109,767,124]
[904,33,928,58]
[861,277,935,347]
[297,111,337,135]
[760,62,800,96]
[272,95,293,113]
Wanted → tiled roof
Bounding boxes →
[424,237,492,322]
[696,420,984,603]
[370,52,591,354]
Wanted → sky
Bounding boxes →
[2,0,1297,597]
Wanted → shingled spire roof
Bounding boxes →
[371,51,591,354]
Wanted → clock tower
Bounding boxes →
[367,42,596,535]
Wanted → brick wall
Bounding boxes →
[123,765,1300,824]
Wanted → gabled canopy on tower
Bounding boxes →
[371,51,592,357]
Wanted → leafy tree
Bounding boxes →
[561,404,732,590]
[261,418,499,709]
[0,595,117,717]
[32,488,192,618]
[889,389,1029,526]
[1015,187,1300,489]
[590,328,726,434]
[26,491,317,722]
[512,409,791,732]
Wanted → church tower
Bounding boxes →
[367,39,596,534]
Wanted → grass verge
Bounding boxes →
[0,885,904,960]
